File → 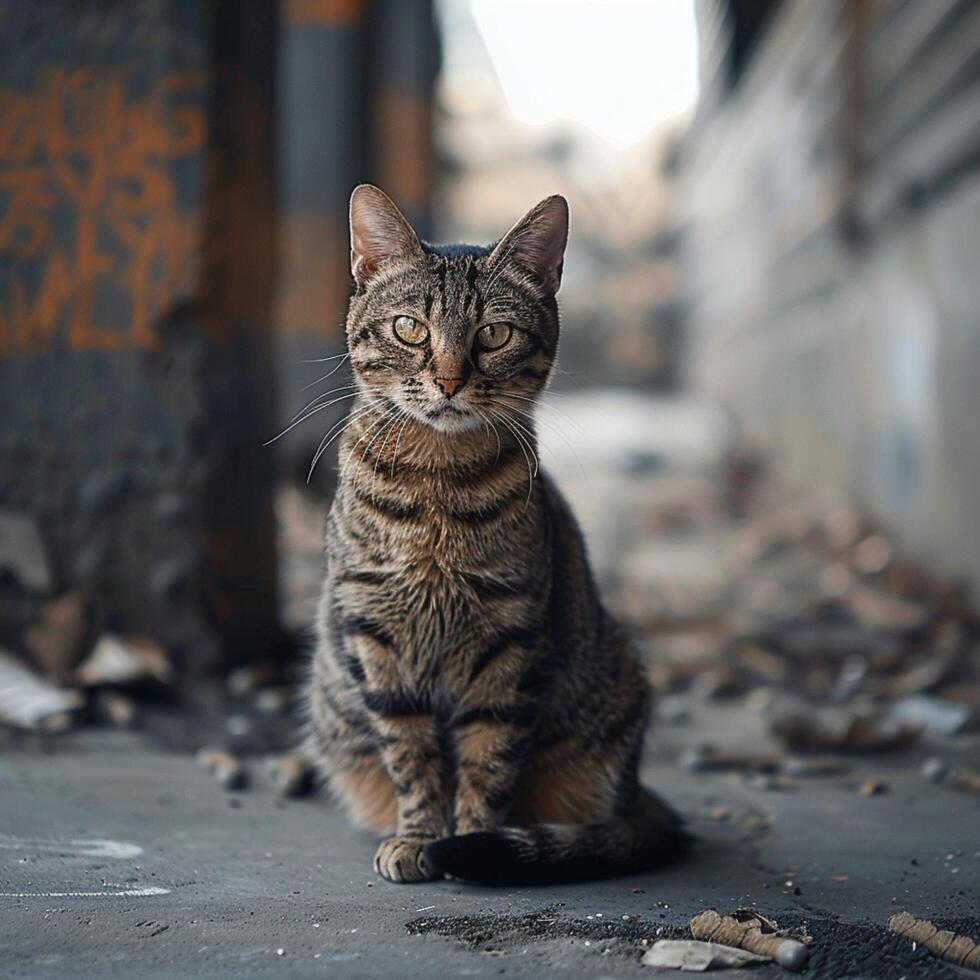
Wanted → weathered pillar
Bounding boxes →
[0,0,281,679]
[273,0,438,485]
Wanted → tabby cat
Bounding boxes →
[307,184,689,884]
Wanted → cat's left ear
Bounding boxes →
[349,184,424,287]
[489,195,569,293]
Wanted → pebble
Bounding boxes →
[921,757,950,784]
[775,938,809,972]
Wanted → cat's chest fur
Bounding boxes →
[327,465,547,687]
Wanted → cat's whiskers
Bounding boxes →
[307,403,379,482]
[471,407,502,465]
[335,409,387,488]
[346,406,401,495]
[286,383,360,427]
[500,391,588,436]
[485,399,542,472]
[265,391,358,446]
[496,410,541,478]
[485,406,536,509]
[491,396,587,478]
[300,352,351,390]
[389,409,415,478]
[301,350,350,364]
[374,408,410,479]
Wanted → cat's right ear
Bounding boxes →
[349,184,423,287]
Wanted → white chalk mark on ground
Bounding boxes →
[0,886,169,898]
[0,833,167,900]
[0,834,143,859]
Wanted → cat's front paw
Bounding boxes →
[373,836,439,883]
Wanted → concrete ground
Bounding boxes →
[3,392,979,978]
[1,718,978,979]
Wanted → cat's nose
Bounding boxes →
[435,377,466,398]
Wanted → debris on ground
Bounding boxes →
[266,751,317,798]
[254,686,294,714]
[946,766,980,795]
[196,746,249,790]
[891,694,976,736]
[21,592,87,681]
[689,909,810,972]
[768,698,921,752]
[641,938,770,970]
[857,778,888,797]
[406,905,685,954]
[227,661,282,697]
[887,911,980,971]
[0,648,84,732]
[780,757,850,777]
[921,757,980,796]
[92,689,138,728]
[75,634,173,688]
[678,746,781,774]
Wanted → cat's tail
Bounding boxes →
[422,790,692,885]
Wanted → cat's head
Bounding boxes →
[345,184,568,434]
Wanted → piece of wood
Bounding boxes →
[690,909,810,972]
[888,911,980,971]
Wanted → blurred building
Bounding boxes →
[434,0,687,389]
[676,0,980,592]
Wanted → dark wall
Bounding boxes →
[0,0,281,677]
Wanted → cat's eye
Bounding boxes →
[477,322,512,351]
[393,315,428,345]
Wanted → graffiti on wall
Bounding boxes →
[0,68,206,354]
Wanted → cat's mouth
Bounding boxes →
[427,403,465,418]
[421,400,483,434]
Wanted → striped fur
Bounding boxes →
[308,185,689,885]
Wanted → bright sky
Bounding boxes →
[469,0,699,147]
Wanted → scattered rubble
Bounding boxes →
[0,648,84,732]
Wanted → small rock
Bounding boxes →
[75,634,173,687]
[94,690,138,728]
[892,695,974,737]
[197,747,248,790]
[775,939,810,972]
[858,779,888,797]
[228,662,280,696]
[921,757,950,784]
[255,686,293,714]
